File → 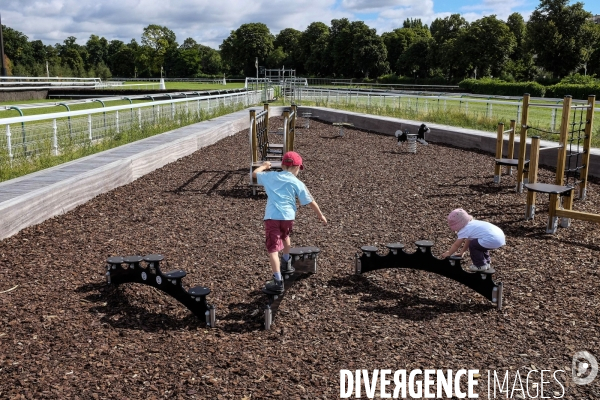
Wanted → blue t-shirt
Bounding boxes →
[256,171,314,220]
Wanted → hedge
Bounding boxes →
[458,79,546,97]
[544,83,600,100]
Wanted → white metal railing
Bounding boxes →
[0,76,101,90]
[294,87,600,131]
[0,90,269,161]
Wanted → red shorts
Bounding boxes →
[264,219,294,253]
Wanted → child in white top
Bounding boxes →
[440,208,505,272]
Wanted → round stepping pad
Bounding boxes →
[415,240,434,247]
[164,270,187,279]
[386,243,405,250]
[106,256,124,264]
[188,286,210,297]
[144,254,164,263]
[123,255,144,263]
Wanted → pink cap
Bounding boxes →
[447,208,472,232]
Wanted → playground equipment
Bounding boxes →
[494,93,594,194]
[301,112,316,129]
[355,241,503,309]
[524,95,598,233]
[333,122,354,137]
[394,123,429,153]
[249,104,297,194]
[105,254,216,327]
[493,120,519,183]
[262,247,320,330]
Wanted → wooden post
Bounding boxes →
[525,136,540,220]
[263,103,269,138]
[283,109,290,153]
[494,122,504,182]
[289,104,297,152]
[249,109,258,163]
[548,95,573,232]
[516,94,530,193]
[578,95,596,200]
[507,120,516,175]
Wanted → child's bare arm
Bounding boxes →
[252,161,271,179]
[458,239,470,257]
[308,201,327,224]
[441,238,464,259]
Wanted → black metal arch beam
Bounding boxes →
[355,241,503,309]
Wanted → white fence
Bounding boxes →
[0,76,102,90]
[293,87,600,132]
[0,90,268,161]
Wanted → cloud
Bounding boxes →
[458,0,533,21]
[1,0,342,49]
[0,0,553,49]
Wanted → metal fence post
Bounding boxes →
[52,119,58,155]
[6,125,13,159]
[88,114,92,141]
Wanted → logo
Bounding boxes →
[572,351,598,385]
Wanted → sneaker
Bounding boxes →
[280,256,295,274]
[265,278,284,293]
[469,264,490,272]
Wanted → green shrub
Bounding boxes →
[545,83,600,100]
[458,78,545,97]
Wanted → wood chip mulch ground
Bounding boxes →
[1,117,599,399]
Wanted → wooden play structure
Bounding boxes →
[493,120,519,184]
[249,104,297,194]
[523,95,598,233]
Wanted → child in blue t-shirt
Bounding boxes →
[252,151,327,293]
[440,208,505,272]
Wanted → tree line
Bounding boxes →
[1,0,599,83]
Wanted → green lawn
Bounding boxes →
[0,99,152,119]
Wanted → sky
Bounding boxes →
[1,0,599,50]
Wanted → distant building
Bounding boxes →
[592,15,600,24]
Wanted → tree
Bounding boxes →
[329,18,354,77]
[457,15,515,78]
[586,23,600,76]
[167,38,201,77]
[526,0,593,78]
[397,36,434,79]
[58,36,86,76]
[220,23,274,76]
[108,39,138,78]
[273,28,303,71]
[349,21,389,78]
[429,14,469,80]
[430,14,467,45]
[1,25,33,69]
[198,45,222,75]
[298,22,330,76]
[504,13,536,81]
[85,34,109,69]
[382,29,416,75]
[141,24,178,76]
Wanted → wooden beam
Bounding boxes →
[555,209,600,223]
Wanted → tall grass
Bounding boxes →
[0,102,248,182]
[293,97,600,148]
